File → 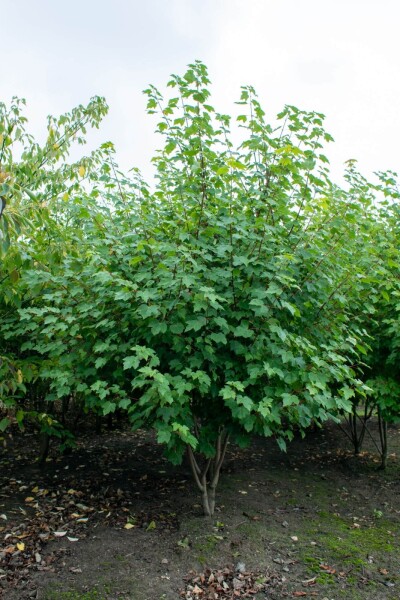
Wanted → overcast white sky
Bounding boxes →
[2,0,400,184]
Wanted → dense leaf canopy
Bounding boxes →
[1,62,399,511]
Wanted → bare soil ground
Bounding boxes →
[0,419,399,600]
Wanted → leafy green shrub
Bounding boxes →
[3,62,397,513]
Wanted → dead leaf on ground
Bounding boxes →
[319,564,336,574]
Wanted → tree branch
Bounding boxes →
[187,446,204,492]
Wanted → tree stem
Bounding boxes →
[187,429,229,516]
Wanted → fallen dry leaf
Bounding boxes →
[192,584,203,594]
[319,564,336,574]
[302,577,316,586]
[69,566,82,573]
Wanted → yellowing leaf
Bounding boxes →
[78,165,85,177]
[63,192,69,201]
[0,169,9,183]
[31,486,39,493]
[147,520,156,531]
[25,497,34,503]
[10,271,20,284]
[17,542,25,551]
[124,523,135,530]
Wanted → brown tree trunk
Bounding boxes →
[39,432,50,464]
[378,408,388,470]
[187,429,229,517]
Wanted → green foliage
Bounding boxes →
[346,173,400,428]
[366,377,400,423]
[1,61,399,504]
[0,93,109,437]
